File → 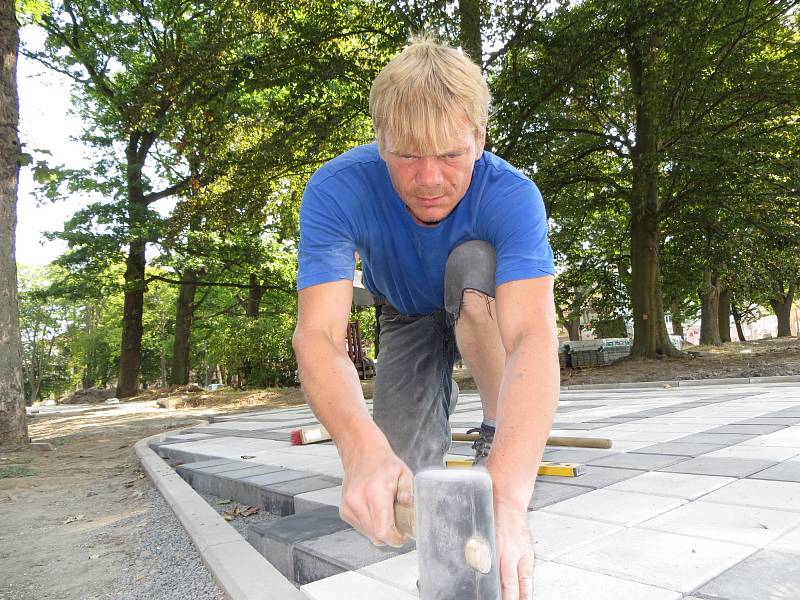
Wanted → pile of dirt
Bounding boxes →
[59,387,117,404]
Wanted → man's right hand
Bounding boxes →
[338,433,414,547]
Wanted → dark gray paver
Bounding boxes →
[247,506,352,580]
[551,422,611,430]
[634,442,727,457]
[541,449,619,463]
[706,424,789,435]
[176,458,236,471]
[537,465,645,489]
[259,475,342,516]
[671,432,758,446]
[696,549,800,600]
[587,417,643,423]
[239,469,316,486]
[586,452,690,471]
[738,417,800,426]
[191,461,272,475]
[179,464,285,499]
[660,457,777,478]
[529,482,594,510]
[293,529,414,585]
[623,407,687,418]
[749,460,800,483]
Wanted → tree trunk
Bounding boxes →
[566,319,581,341]
[670,302,684,337]
[246,273,263,318]
[116,238,146,397]
[171,268,197,385]
[699,270,721,346]
[770,283,796,338]
[731,303,747,342]
[718,288,732,343]
[0,2,27,446]
[458,0,481,64]
[626,38,679,359]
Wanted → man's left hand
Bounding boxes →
[494,498,535,600]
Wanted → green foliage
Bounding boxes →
[0,465,35,479]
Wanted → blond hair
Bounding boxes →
[369,35,490,155]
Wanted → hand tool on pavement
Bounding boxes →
[393,468,500,600]
[293,424,612,449]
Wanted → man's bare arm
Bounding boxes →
[292,280,412,546]
[488,275,560,600]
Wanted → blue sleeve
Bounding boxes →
[297,183,357,291]
[479,178,555,286]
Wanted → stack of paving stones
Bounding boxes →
[150,381,800,599]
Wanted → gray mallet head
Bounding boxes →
[414,468,500,600]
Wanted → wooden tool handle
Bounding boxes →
[451,432,612,449]
[393,502,416,539]
[547,436,612,449]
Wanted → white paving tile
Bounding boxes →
[359,551,419,596]
[302,571,417,599]
[528,511,622,559]
[294,486,342,513]
[767,524,800,555]
[540,489,687,526]
[532,561,681,600]
[698,479,800,512]
[702,444,799,461]
[741,426,800,447]
[605,472,735,500]
[639,500,800,547]
[555,527,755,593]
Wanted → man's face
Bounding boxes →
[382,129,484,226]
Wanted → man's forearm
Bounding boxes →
[486,336,560,509]
[293,330,389,461]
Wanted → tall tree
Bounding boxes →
[0,0,28,446]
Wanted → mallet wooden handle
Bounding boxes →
[394,502,416,539]
[451,432,612,449]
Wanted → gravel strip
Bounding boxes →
[113,486,226,600]
[198,490,281,539]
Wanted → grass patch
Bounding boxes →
[0,465,35,479]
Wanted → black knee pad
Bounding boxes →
[444,240,496,321]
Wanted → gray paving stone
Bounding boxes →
[192,461,270,475]
[706,424,788,435]
[697,549,800,600]
[671,432,758,446]
[749,460,800,483]
[624,408,687,418]
[221,464,287,480]
[448,442,475,457]
[538,465,645,489]
[247,506,352,580]
[769,408,800,418]
[586,452,690,471]
[634,442,727,457]
[293,528,414,585]
[529,481,594,510]
[660,457,777,478]
[259,475,342,516]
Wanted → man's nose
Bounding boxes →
[415,156,444,187]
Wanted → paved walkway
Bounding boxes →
[147,381,800,599]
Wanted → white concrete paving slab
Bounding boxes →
[528,511,623,560]
[605,471,735,500]
[555,527,755,593]
[532,562,681,600]
[301,571,417,599]
[540,488,687,526]
[696,479,800,512]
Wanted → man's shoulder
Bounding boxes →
[308,143,384,189]
[477,151,534,188]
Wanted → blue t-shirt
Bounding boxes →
[297,143,554,315]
